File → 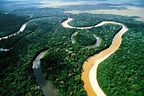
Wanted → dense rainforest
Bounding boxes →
[0,12,28,37]
[97,22,144,96]
[0,7,144,96]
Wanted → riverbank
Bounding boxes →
[62,18,128,96]
[33,50,61,96]
[70,31,102,48]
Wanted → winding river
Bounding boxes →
[0,21,28,41]
[0,21,29,51]
[33,51,61,96]
[1,16,128,96]
[0,17,61,95]
[62,18,128,96]
[71,31,102,48]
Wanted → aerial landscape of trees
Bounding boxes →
[0,7,144,96]
[74,30,96,46]
[0,12,28,37]
[98,24,144,96]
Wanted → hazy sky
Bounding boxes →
[1,0,144,6]
[1,0,144,3]
[0,0,144,22]
[0,0,143,12]
[37,0,144,8]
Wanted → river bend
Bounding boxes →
[62,18,128,96]
[1,17,128,96]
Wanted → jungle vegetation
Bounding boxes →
[0,7,144,96]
